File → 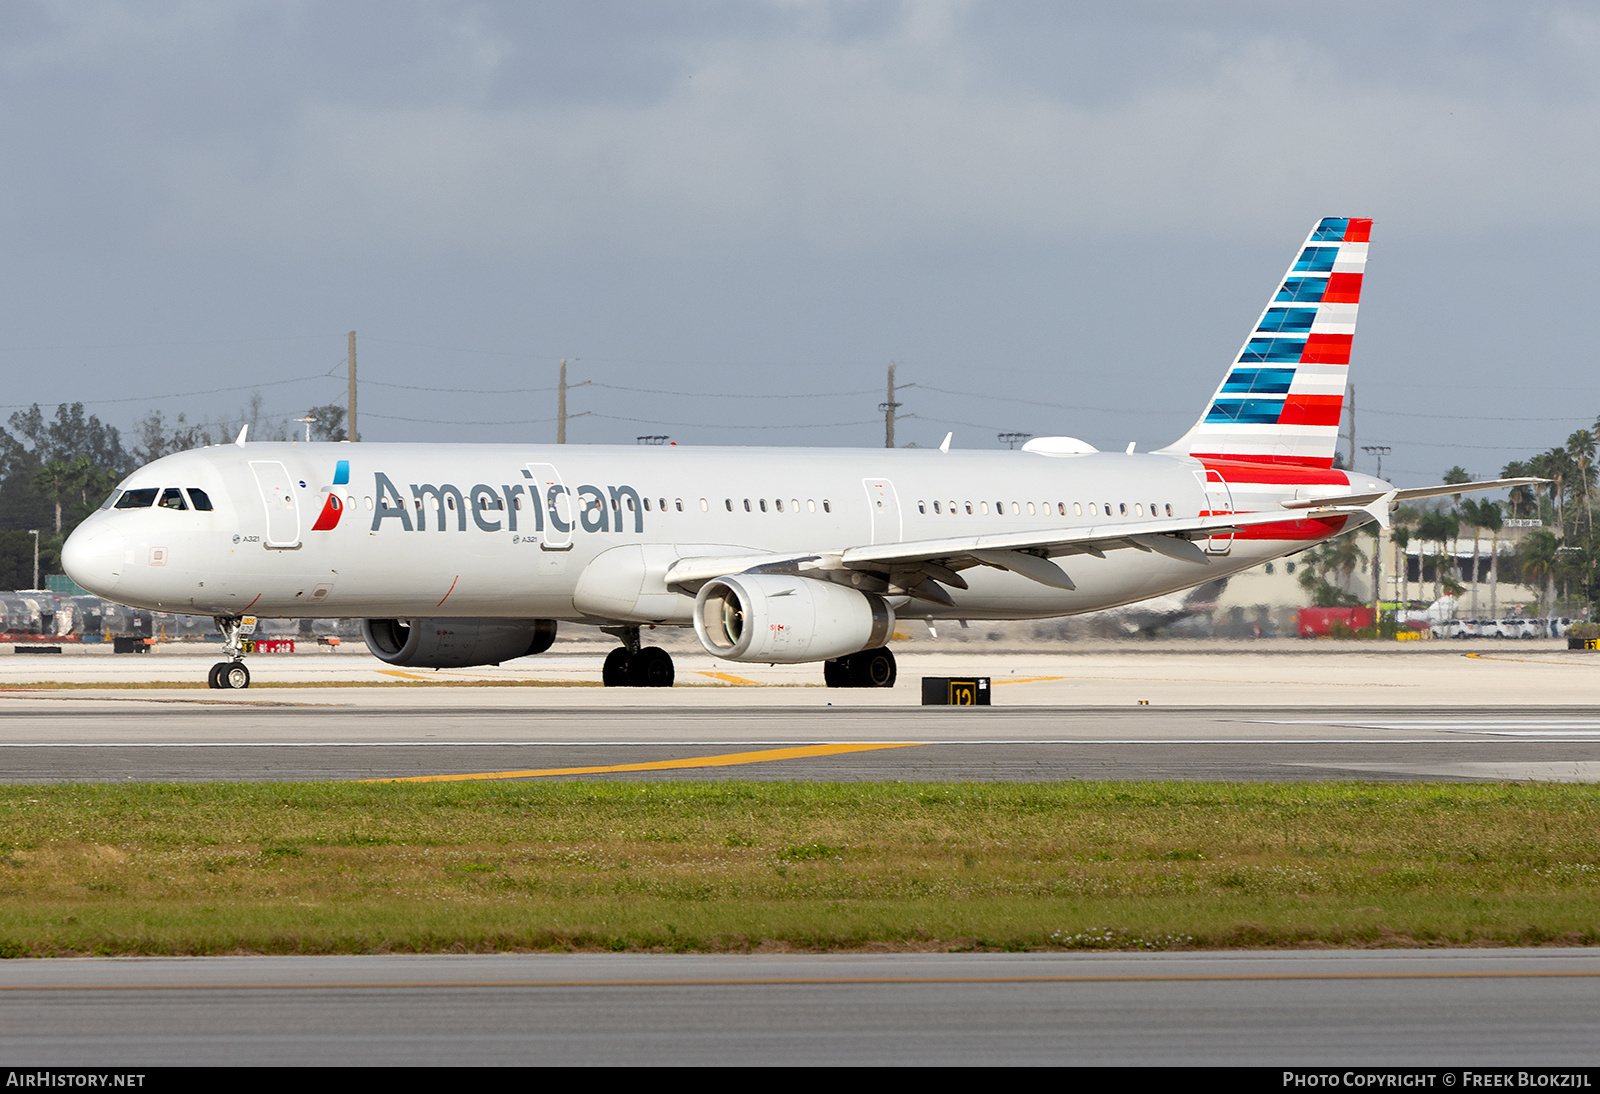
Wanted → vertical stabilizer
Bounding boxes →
[1159,217,1370,468]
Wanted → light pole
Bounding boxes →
[1361,445,1392,629]
[28,530,39,590]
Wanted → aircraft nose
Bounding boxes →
[61,522,124,596]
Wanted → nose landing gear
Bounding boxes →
[208,614,251,689]
[600,626,675,687]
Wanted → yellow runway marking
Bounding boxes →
[697,671,763,685]
[992,676,1066,685]
[1466,652,1596,667]
[374,669,433,681]
[363,741,927,783]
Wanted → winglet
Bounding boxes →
[1364,489,1397,530]
[234,424,249,447]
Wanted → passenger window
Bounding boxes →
[1073,503,1083,516]
[1026,502,1035,516]
[725,499,733,511]
[159,488,188,511]
[644,498,651,511]
[1119,503,1127,516]
[446,495,456,510]
[187,488,214,511]
[678,499,686,512]
[1135,503,1144,516]
[744,499,752,512]
[823,500,831,513]
[364,497,373,510]
[1165,503,1173,516]
[791,499,799,513]
[759,499,767,512]
[933,501,941,514]
[965,502,973,515]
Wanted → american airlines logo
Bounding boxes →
[366,471,645,536]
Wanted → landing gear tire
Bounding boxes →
[823,647,897,689]
[209,662,250,690]
[854,646,896,688]
[629,646,675,688]
[602,647,632,687]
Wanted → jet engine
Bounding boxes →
[361,618,558,668]
[693,574,893,663]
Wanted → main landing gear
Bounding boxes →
[600,626,675,688]
[823,646,897,689]
[207,614,251,690]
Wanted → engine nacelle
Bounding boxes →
[361,618,557,668]
[693,574,893,663]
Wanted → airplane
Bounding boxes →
[61,217,1539,690]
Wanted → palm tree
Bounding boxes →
[1502,460,1535,520]
[1567,430,1596,537]
[1460,498,1487,618]
[1392,524,1413,605]
[1417,509,1458,602]
[1521,529,1560,617]
[1478,500,1504,617]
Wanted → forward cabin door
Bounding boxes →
[862,478,903,544]
[526,463,572,550]
[250,460,301,549]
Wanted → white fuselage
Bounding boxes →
[61,441,1379,625]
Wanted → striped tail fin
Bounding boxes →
[1159,217,1370,468]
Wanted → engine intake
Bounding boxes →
[361,618,557,668]
[693,574,892,663]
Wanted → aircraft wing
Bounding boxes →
[665,505,1368,603]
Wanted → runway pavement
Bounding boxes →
[2,643,1599,782]
[2,949,1597,1065]
[3,703,1600,781]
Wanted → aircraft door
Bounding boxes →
[1199,469,1234,556]
[526,463,573,550]
[862,478,903,544]
[250,460,302,549]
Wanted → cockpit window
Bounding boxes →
[159,488,188,511]
[114,488,159,509]
[187,488,214,511]
[99,490,123,510]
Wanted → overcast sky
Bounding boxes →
[3,1,1597,485]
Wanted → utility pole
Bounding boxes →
[347,331,357,442]
[28,530,38,590]
[1345,383,1356,471]
[879,362,900,449]
[558,359,568,444]
[556,359,590,444]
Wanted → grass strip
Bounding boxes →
[0,780,1596,956]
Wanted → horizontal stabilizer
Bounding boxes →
[1279,477,1545,512]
